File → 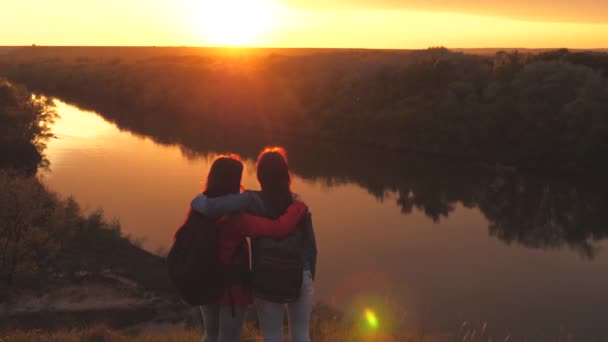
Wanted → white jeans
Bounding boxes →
[255,271,315,342]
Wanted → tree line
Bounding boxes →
[2,47,608,173]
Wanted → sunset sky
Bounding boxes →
[3,0,608,48]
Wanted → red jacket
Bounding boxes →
[215,201,307,306]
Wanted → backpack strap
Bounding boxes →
[227,239,250,281]
[227,239,249,317]
[229,289,236,317]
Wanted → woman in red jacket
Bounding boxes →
[198,154,307,342]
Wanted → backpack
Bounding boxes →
[167,209,222,306]
[251,217,307,303]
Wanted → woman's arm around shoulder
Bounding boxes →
[227,200,308,238]
[190,191,254,218]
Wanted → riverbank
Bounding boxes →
[0,325,442,342]
[0,170,197,332]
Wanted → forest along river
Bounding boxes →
[42,99,608,340]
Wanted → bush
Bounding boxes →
[0,171,170,300]
[0,171,65,296]
[0,78,56,173]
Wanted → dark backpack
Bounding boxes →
[251,218,307,303]
[167,209,222,306]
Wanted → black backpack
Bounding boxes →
[251,216,308,303]
[167,209,222,306]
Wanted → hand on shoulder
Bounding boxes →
[291,199,308,215]
[292,192,304,202]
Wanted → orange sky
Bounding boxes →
[2,0,608,48]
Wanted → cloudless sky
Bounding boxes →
[2,0,608,48]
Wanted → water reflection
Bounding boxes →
[43,99,608,340]
[52,97,608,259]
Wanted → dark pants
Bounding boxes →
[200,303,246,342]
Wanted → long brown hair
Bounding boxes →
[256,147,292,218]
[204,154,244,198]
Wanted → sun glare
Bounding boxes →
[194,0,278,46]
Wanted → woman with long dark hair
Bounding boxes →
[191,147,317,342]
[194,154,308,342]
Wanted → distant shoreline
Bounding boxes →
[1,45,607,54]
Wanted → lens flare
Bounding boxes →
[364,308,379,329]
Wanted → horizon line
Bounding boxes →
[2,45,608,51]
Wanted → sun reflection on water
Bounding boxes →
[50,100,115,138]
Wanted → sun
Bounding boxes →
[194,0,278,46]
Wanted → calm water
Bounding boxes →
[43,99,608,340]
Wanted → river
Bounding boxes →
[42,99,608,340]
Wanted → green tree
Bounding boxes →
[0,78,57,173]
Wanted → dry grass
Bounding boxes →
[1,325,198,342]
[0,323,449,342]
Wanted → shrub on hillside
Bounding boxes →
[0,78,56,173]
